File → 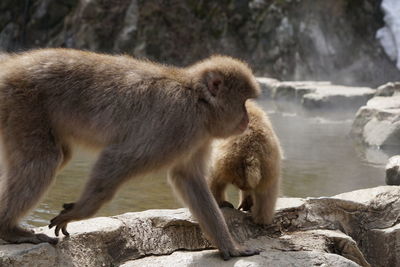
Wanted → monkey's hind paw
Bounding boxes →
[9,233,58,245]
[36,233,59,245]
[1,228,59,245]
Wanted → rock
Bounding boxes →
[375,82,400,96]
[385,155,400,185]
[113,209,211,258]
[113,0,139,52]
[0,0,399,86]
[0,243,57,267]
[2,186,400,266]
[301,85,375,110]
[0,23,19,50]
[366,223,400,267]
[256,77,280,98]
[258,80,375,111]
[351,94,400,147]
[268,81,332,102]
[120,231,362,267]
[0,216,125,267]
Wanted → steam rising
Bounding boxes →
[376,0,400,70]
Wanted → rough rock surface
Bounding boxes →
[0,0,399,86]
[375,82,400,96]
[1,186,400,266]
[257,78,375,110]
[351,83,400,147]
[385,155,400,185]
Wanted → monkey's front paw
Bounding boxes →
[49,214,71,237]
[48,202,76,237]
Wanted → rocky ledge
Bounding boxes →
[351,82,400,147]
[257,78,400,151]
[2,186,400,267]
[257,78,375,110]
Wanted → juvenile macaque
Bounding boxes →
[0,49,260,260]
[209,101,281,224]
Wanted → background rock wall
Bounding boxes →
[0,0,399,86]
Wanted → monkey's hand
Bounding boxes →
[49,203,75,237]
[221,245,261,260]
[238,195,253,211]
[219,200,235,209]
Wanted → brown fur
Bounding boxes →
[0,48,260,260]
[208,101,282,224]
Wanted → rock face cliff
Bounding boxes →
[0,0,399,86]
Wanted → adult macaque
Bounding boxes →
[0,49,260,260]
[209,101,281,224]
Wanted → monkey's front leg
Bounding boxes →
[50,146,135,236]
[49,178,125,236]
[169,162,260,260]
[208,176,234,209]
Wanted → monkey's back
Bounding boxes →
[213,101,281,190]
[0,49,203,151]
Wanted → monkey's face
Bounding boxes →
[193,55,260,138]
[209,76,258,138]
[207,82,257,138]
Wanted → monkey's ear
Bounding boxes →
[205,72,223,97]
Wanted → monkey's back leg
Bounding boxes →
[0,102,64,244]
[250,163,280,225]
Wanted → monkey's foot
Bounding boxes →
[49,202,75,237]
[221,246,261,261]
[238,195,253,211]
[219,200,235,209]
[0,227,58,245]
